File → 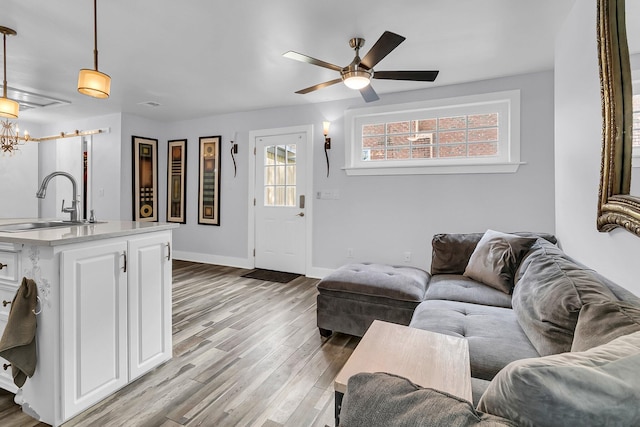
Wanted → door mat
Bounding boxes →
[241,269,301,283]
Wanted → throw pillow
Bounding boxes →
[463,230,537,294]
[571,300,640,352]
[340,372,517,427]
[430,232,557,275]
[431,232,485,275]
[477,331,640,427]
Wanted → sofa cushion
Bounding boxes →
[477,331,640,427]
[317,263,430,302]
[512,239,616,356]
[571,300,640,352]
[410,300,539,381]
[463,230,537,294]
[431,232,557,275]
[470,377,492,407]
[424,275,512,308]
[340,372,517,427]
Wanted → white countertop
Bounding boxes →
[0,219,179,246]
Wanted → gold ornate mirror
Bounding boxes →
[597,0,640,236]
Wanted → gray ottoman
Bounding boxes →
[316,263,430,337]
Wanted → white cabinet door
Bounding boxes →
[0,313,16,393]
[61,241,128,420]
[127,232,172,380]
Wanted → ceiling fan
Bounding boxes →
[283,31,439,103]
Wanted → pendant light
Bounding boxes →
[0,26,18,119]
[77,0,110,98]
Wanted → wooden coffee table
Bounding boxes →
[334,320,472,426]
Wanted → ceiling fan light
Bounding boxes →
[77,69,111,99]
[342,70,371,90]
[0,97,18,119]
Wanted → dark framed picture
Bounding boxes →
[198,136,221,225]
[132,136,158,222]
[167,139,187,223]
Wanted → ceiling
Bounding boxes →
[3,0,577,125]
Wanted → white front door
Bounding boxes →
[254,131,307,274]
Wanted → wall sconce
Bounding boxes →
[77,0,111,98]
[323,121,331,177]
[230,132,238,178]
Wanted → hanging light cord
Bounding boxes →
[93,0,99,71]
[2,31,7,98]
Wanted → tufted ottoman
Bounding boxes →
[316,263,430,337]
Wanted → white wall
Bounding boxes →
[38,114,123,221]
[0,128,40,218]
[30,71,556,276]
[0,120,42,219]
[555,1,640,295]
[166,71,556,273]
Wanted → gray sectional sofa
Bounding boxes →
[317,231,640,426]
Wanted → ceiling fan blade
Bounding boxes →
[295,78,343,94]
[360,85,379,103]
[360,31,406,70]
[283,51,343,72]
[373,70,439,81]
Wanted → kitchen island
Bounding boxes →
[0,219,178,426]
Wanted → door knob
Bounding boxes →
[296,212,305,217]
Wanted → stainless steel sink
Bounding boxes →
[0,220,102,233]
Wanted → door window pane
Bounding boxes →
[264,144,296,206]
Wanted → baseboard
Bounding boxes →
[172,250,334,278]
[172,251,253,270]
[306,266,334,279]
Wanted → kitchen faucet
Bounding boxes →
[36,171,79,222]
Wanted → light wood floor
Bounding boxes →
[0,261,359,427]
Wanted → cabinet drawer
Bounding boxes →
[0,251,19,285]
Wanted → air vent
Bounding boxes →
[138,101,161,108]
[7,86,71,111]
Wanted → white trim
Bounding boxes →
[247,125,314,275]
[172,250,253,270]
[344,162,526,176]
[344,90,521,175]
[173,250,333,279]
[306,266,335,280]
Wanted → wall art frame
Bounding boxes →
[132,135,158,222]
[167,139,187,223]
[198,136,221,226]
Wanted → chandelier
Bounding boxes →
[0,119,24,154]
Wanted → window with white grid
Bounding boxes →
[344,90,521,175]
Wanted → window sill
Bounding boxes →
[343,162,525,176]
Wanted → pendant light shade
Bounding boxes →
[0,26,18,119]
[78,0,110,98]
[0,96,18,119]
[78,69,111,99]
